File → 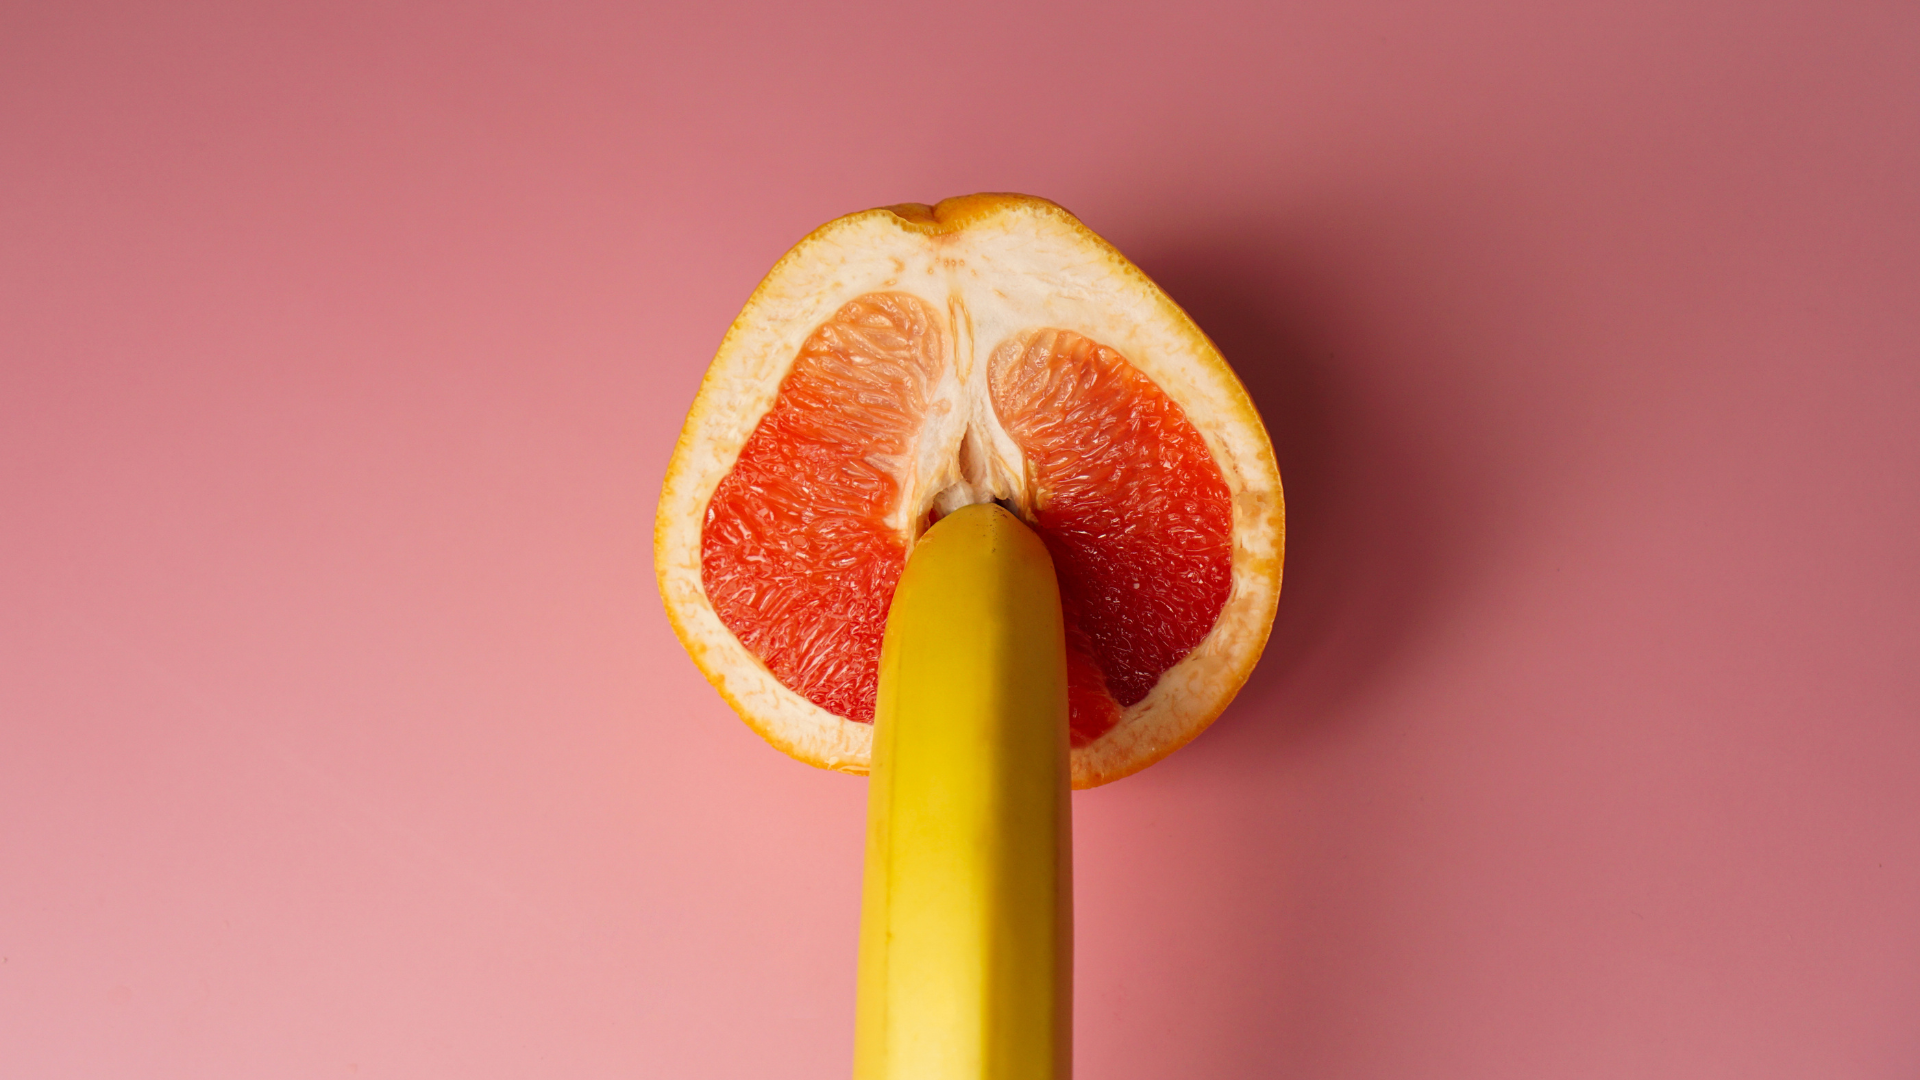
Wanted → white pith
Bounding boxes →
[656,198,1284,788]
[882,304,1022,536]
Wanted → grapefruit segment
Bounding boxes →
[657,194,1284,787]
[699,293,943,724]
[989,329,1235,745]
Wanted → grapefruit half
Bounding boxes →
[656,194,1283,788]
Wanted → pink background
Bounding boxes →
[4,1,1918,1076]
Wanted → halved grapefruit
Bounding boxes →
[656,194,1283,788]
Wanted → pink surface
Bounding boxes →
[4,1,1918,1076]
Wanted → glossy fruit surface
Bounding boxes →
[657,194,1283,787]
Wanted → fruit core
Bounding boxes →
[700,292,1233,745]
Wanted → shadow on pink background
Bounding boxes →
[4,1,1918,1076]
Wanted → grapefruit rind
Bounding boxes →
[656,194,1284,788]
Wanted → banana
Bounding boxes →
[852,503,1072,1080]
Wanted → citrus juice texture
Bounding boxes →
[700,292,1233,746]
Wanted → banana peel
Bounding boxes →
[853,504,1071,1080]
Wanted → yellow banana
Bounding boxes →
[852,503,1072,1080]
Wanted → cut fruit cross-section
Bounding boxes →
[656,194,1283,788]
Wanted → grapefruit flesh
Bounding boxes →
[700,293,942,725]
[990,329,1234,744]
[701,299,1234,747]
[657,194,1283,787]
